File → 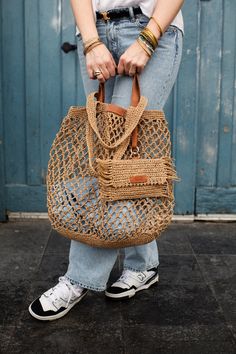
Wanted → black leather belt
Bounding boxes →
[96,6,142,21]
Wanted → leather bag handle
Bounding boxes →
[86,93,147,150]
[96,74,141,150]
[86,74,147,150]
[97,73,141,107]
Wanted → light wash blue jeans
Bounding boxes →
[65,10,183,291]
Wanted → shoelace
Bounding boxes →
[44,276,82,309]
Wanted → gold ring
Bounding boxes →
[129,70,137,76]
[94,70,102,76]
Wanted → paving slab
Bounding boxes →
[119,282,225,327]
[196,254,236,326]
[123,324,236,354]
[187,222,236,255]
[158,254,204,285]
[0,325,15,353]
[0,220,51,255]
[44,229,71,255]
[158,224,193,255]
[7,323,124,354]
[0,280,31,327]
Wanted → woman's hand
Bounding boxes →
[86,43,117,83]
[117,40,151,76]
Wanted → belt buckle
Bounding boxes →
[100,11,110,22]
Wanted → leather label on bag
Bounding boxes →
[130,175,148,184]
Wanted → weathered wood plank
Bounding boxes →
[2,0,26,184]
[75,35,86,105]
[231,1,236,185]
[232,56,236,185]
[24,0,42,185]
[39,0,62,178]
[173,0,199,214]
[217,0,236,187]
[0,0,6,220]
[196,0,223,186]
[61,0,77,116]
[196,187,236,213]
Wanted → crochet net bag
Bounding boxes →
[47,75,178,248]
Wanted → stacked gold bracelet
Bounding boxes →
[141,27,158,48]
[150,16,164,36]
[136,38,152,57]
[137,26,158,57]
[83,37,103,55]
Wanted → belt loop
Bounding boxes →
[128,6,135,20]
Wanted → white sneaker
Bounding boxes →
[28,276,88,321]
[105,267,159,299]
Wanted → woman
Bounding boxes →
[29,0,184,321]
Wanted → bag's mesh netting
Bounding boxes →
[47,96,176,248]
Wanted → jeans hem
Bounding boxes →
[123,262,159,272]
[65,274,106,292]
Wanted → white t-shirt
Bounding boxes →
[93,0,184,33]
[76,0,184,35]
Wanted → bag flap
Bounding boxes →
[97,157,178,188]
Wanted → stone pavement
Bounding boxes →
[0,220,236,354]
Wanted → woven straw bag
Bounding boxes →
[47,75,178,248]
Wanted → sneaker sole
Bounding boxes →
[105,274,159,300]
[28,290,88,321]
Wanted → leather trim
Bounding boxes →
[132,128,138,149]
[105,104,126,116]
[131,74,140,149]
[130,175,148,183]
[131,74,140,107]
[97,83,105,102]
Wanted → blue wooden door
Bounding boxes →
[0,0,235,220]
[0,0,84,220]
[173,0,236,214]
[194,0,236,213]
[165,0,236,214]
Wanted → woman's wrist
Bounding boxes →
[80,31,100,43]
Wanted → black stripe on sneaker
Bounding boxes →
[144,272,159,285]
[105,286,131,294]
[148,267,159,272]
